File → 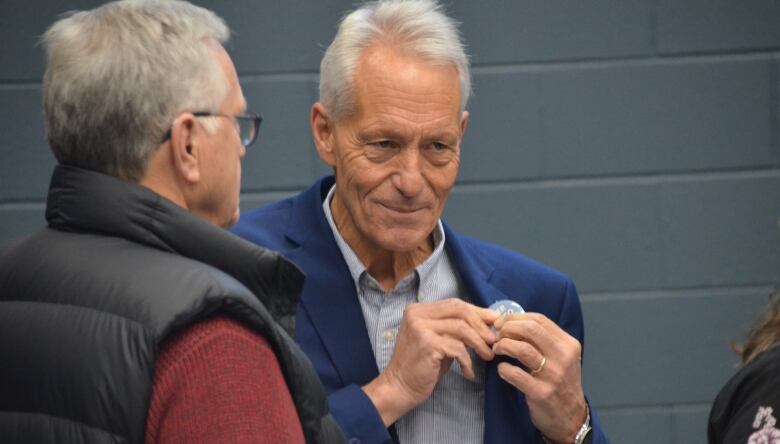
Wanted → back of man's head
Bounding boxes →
[42,0,230,181]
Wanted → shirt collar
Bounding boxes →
[322,184,447,290]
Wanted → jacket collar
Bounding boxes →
[279,176,381,385]
[283,176,504,299]
[45,165,304,333]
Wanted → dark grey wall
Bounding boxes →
[2,1,779,442]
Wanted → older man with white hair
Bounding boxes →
[234,1,610,444]
[0,1,345,443]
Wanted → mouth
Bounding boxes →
[377,202,428,221]
[381,203,423,213]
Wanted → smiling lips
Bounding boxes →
[378,202,428,219]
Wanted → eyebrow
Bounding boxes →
[360,128,407,141]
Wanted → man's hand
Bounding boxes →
[492,312,587,444]
[362,299,499,426]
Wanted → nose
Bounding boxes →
[390,147,425,198]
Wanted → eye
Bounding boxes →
[431,141,449,151]
[370,140,394,149]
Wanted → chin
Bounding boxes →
[375,228,431,253]
[217,207,240,228]
[226,210,240,228]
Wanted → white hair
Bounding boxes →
[41,0,230,181]
[319,0,471,120]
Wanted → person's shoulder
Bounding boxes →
[164,315,273,356]
[739,344,780,388]
[712,345,780,414]
[453,231,572,287]
[233,177,333,249]
[709,345,780,443]
[232,195,296,245]
[237,196,296,228]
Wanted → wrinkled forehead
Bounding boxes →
[349,44,461,119]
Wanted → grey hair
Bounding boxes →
[319,0,471,120]
[41,0,230,181]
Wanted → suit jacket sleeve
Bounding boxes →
[327,385,393,444]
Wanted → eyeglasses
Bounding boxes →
[161,111,263,147]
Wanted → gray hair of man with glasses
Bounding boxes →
[41,0,230,181]
[319,0,471,121]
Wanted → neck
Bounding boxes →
[331,194,434,291]
[139,155,188,210]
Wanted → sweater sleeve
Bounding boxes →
[145,315,305,444]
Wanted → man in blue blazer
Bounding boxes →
[233,1,609,443]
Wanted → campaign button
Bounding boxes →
[488,299,524,316]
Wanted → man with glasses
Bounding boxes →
[0,1,343,443]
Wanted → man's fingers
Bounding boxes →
[407,300,498,345]
[429,318,495,360]
[496,312,566,340]
[497,362,536,395]
[439,336,475,380]
[496,318,557,354]
[497,361,554,402]
[408,299,499,325]
[474,305,502,324]
[492,337,544,371]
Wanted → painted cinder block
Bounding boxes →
[581,287,771,407]
[445,172,780,292]
[239,77,321,192]
[595,407,673,444]
[0,206,46,246]
[673,405,710,444]
[449,0,652,65]
[0,87,56,201]
[193,0,355,74]
[459,70,542,183]
[445,181,663,292]
[659,174,780,289]
[460,57,775,183]
[0,0,105,81]
[656,0,780,54]
[539,57,776,178]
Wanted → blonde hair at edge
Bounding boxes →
[738,292,780,365]
[319,0,472,121]
[41,0,230,181]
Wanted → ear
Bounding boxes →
[311,102,337,167]
[459,110,469,138]
[169,113,201,184]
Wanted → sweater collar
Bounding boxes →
[45,165,304,333]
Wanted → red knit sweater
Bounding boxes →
[144,315,306,443]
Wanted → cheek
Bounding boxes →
[234,159,242,189]
[431,160,459,193]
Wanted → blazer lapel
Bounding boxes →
[284,177,380,387]
[444,224,531,444]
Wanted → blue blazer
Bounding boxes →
[232,176,609,444]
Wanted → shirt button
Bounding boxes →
[383,330,394,343]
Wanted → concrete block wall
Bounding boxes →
[1,1,778,442]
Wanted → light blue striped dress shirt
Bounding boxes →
[323,185,485,444]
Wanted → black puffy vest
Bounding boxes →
[0,166,345,444]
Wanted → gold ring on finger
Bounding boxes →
[530,356,547,376]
